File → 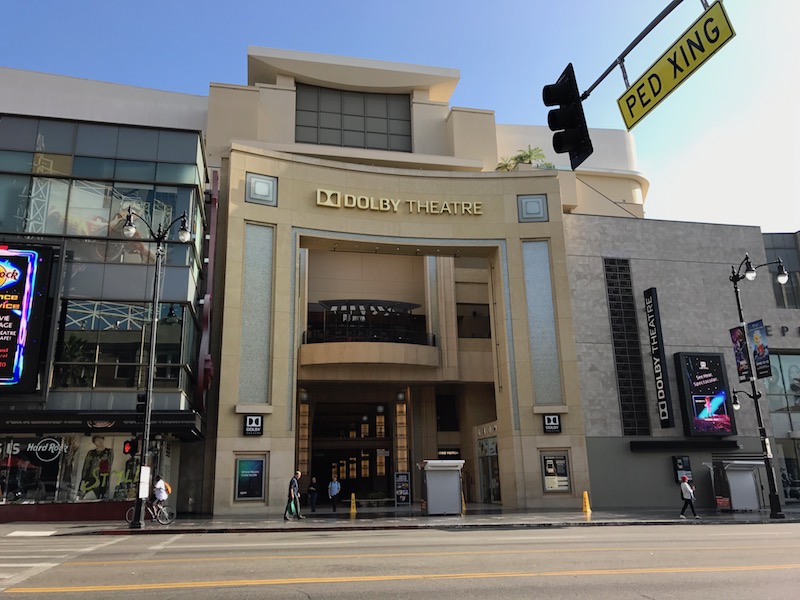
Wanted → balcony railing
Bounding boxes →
[302,326,435,346]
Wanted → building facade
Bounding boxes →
[1,48,798,520]
[0,69,211,519]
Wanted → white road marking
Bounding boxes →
[169,540,359,549]
[0,537,125,592]
[6,531,57,537]
[150,534,185,551]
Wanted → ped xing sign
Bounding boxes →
[617,1,735,130]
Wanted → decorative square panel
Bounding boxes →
[517,194,548,222]
[245,173,278,206]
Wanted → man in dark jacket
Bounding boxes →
[284,470,305,520]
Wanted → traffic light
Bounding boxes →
[135,392,147,424]
[123,439,138,455]
[542,63,593,170]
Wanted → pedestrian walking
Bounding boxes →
[328,474,341,512]
[679,475,700,519]
[307,476,318,513]
[283,470,305,520]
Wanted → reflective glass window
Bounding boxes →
[75,123,119,157]
[116,128,158,161]
[155,163,197,185]
[66,180,113,237]
[36,120,75,154]
[25,177,69,235]
[0,150,33,173]
[0,116,38,151]
[0,173,30,233]
[115,160,156,181]
[73,157,115,179]
[157,130,198,162]
[32,153,73,176]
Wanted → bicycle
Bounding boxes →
[125,498,176,525]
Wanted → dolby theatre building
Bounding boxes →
[204,48,628,514]
[2,47,799,520]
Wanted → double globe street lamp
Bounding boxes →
[123,207,191,529]
[729,253,788,519]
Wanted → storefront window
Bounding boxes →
[0,435,138,503]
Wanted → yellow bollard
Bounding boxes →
[461,490,466,516]
[350,492,357,517]
[582,490,592,514]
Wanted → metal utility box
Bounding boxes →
[418,459,465,515]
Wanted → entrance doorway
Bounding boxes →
[307,401,394,501]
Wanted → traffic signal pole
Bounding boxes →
[581,0,687,100]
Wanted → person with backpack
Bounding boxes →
[153,475,170,510]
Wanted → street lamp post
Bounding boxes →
[123,207,191,529]
[729,253,789,520]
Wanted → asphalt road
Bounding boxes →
[2,524,799,598]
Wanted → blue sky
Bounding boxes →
[2,0,797,232]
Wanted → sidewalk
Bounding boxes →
[4,503,800,537]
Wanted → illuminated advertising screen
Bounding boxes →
[0,244,52,392]
[673,352,736,436]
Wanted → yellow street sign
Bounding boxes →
[617,1,735,130]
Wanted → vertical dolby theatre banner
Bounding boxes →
[673,352,736,436]
[0,246,51,390]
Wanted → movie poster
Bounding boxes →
[674,352,736,436]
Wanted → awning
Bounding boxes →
[0,410,204,441]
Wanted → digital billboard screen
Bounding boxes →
[673,352,736,436]
[0,244,53,392]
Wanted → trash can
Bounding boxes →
[418,459,465,515]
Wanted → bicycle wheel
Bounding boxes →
[125,506,135,524]
[157,505,176,525]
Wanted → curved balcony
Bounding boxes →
[301,299,437,366]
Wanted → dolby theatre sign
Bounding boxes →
[316,189,483,216]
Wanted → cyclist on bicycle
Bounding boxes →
[153,475,169,510]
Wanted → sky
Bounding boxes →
[2,0,798,232]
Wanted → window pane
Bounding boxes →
[116,128,158,161]
[36,120,75,154]
[388,119,411,135]
[296,84,317,110]
[365,95,387,118]
[342,92,364,115]
[388,95,410,119]
[33,153,73,176]
[0,173,30,233]
[366,132,388,149]
[157,130,198,162]
[156,163,197,185]
[319,129,342,146]
[0,150,33,173]
[296,126,317,144]
[343,115,364,131]
[115,160,156,181]
[26,177,69,235]
[75,123,119,157]
[296,111,318,127]
[0,116,38,151]
[366,117,387,134]
[342,131,365,147]
[66,180,113,237]
[73,156,115,179]
[389,135,411,152]
[319,88,341,112]
[319,113,341,129]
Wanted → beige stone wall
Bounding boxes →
[212,143,599,514]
